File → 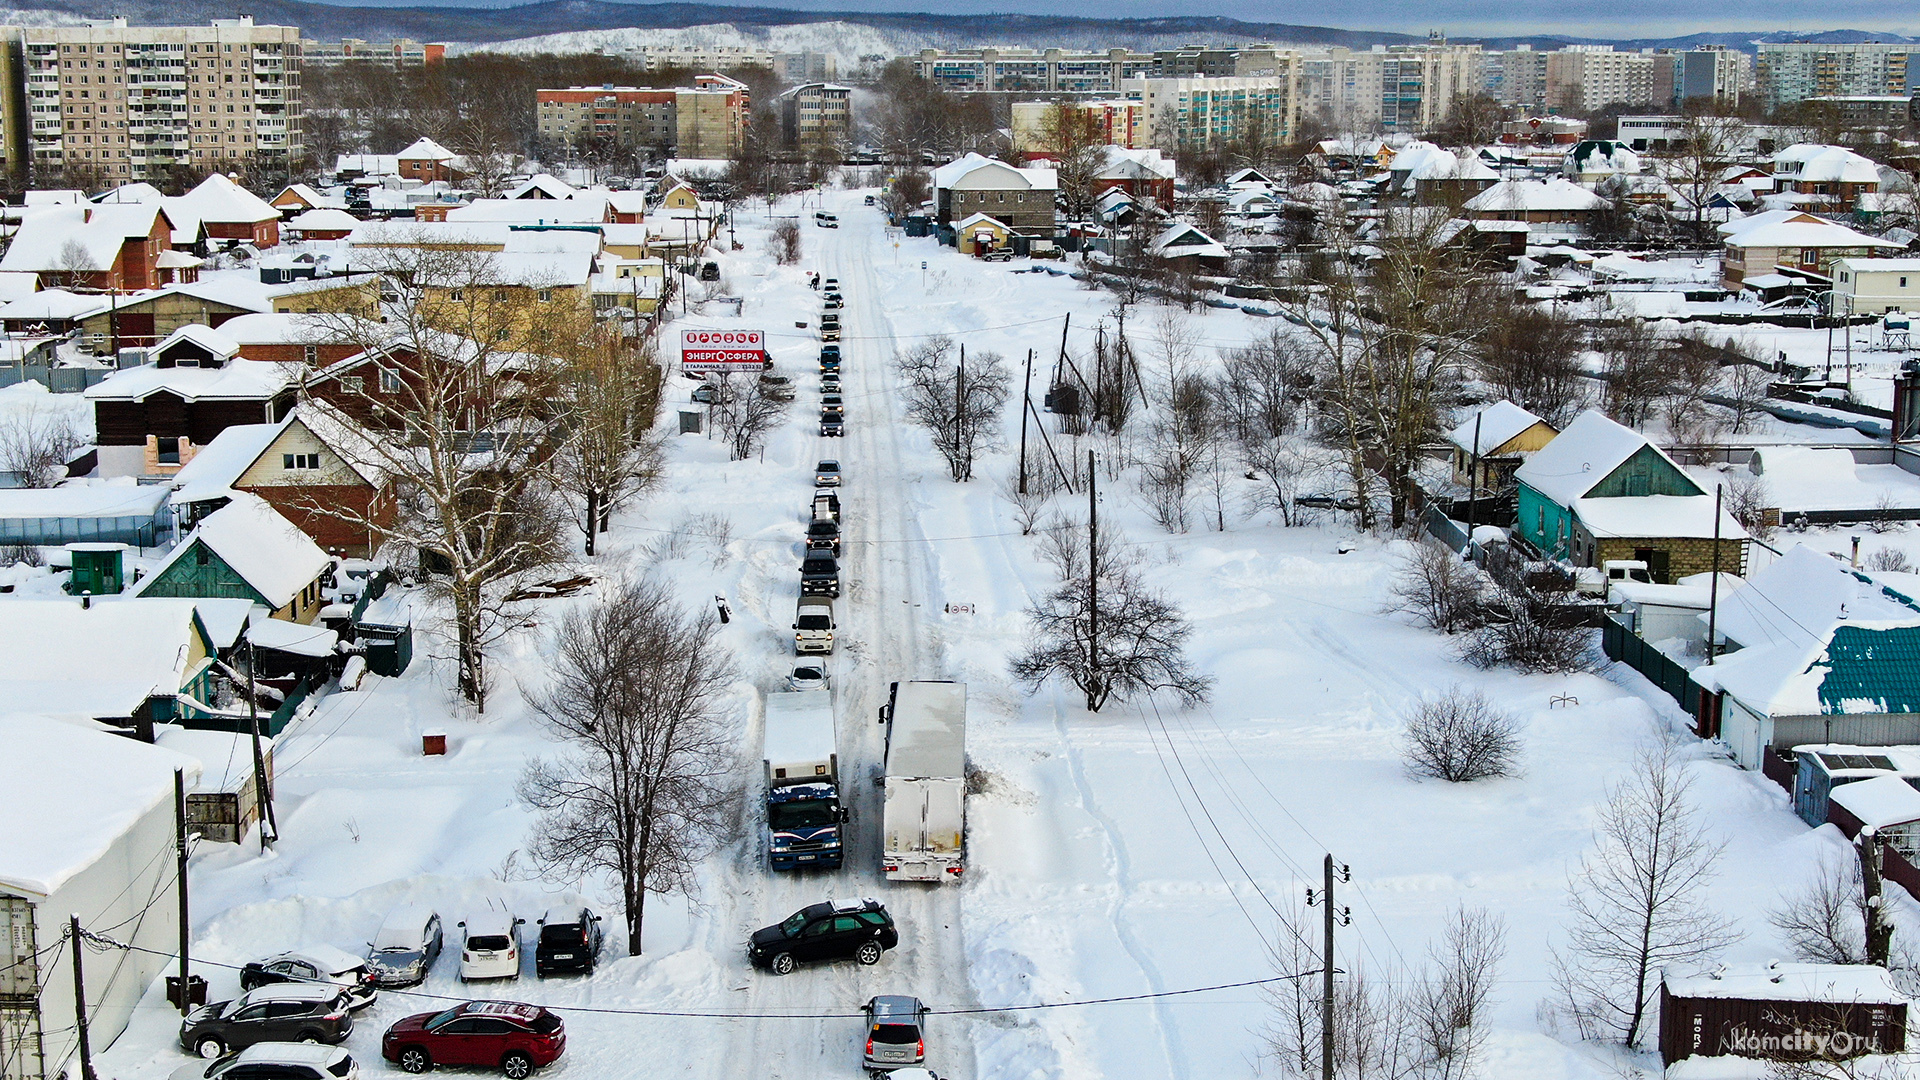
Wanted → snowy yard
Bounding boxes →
[82,189,1882,1080]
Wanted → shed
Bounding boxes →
[1827,772,1920,896]
[66,542,130,596]
[154,725,274,844]
[1659,963,1907,1065]
[954,212,1013,256]
[1446,401,1557,491]
[1791,745,1920,828]
[0,484,173,547]
[353,586,415,676]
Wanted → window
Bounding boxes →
[195,545,210,566]
[537,289,553,302]
[380,368,403,393]
[302,344,317,363]
[282,453,319,470]
[448,289,464,301]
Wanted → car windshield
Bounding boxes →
[467,935,511,951]
[769,800,839,829]
[540,925,585,945]
[797,614,832,630]
[425,1007,464,1031]
[779,911,810,937]
[803,558,834,574]
[871,1023,921,1044]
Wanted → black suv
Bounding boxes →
[749,899,898,975]
[180,984,355,1059]
[806,518,840,555]
[534,906,604,977]
[801,548,839,598]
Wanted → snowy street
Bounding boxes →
[92,188,1874,1080]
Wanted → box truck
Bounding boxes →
[878,681,966,882]
[762,689,845,870]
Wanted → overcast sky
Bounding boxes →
[669,0,1920,38]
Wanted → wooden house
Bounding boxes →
[954,213,1013,256]
[1513,409,1746,581]
[1446,401,1558,491]
[0,599,218,735]
[85,325,297,479]
[169,410,394,557]
[130,493,334,624]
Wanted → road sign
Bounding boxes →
[681,329,766,373]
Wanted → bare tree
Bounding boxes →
[1867,547,1913,574]
[450,112,521,199]
[707,372,790,461]
[1387,542,1488,634]
[0,403,85,487]
[550,336,666,556]
[895,336,1012,482]
[1460,580,1592,674]
[1668,112,1749,243]
[1597,319,1670,430]
[1409,906,1507,1079]
[1551,746,1740,1047]
[1401,686,1522,782]
[1722,361,1774,435]
[1724,471,1775,540]
[520,580,738,957]
[1010,519,1211,712]
[998,463,1060,536]
[1772,857,1869,966]
[1036,103,1109,221]
[771,218,802,265]
[1244,437,1329,527]
[1472,300,1590,427]
[1217,328,1313,445]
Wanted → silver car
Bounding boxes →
[365,904,443,988]
[862,995,927,1074]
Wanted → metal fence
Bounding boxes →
[1602,613,1702,720]
[0,366,109,392]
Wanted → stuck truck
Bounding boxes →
[878,680,967,882]
[763,689,845,870]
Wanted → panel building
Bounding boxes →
[536,74,748,157]
[19,17,301,184]
[1545,46,1656,113]
[1298,41,1480,133]
[301,38,443,67]
[1757,42,1915,112]
[775,82,851,150]
[914,47,1157,93]
[1122,69,1301,151]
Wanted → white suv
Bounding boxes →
[457,909,524,981]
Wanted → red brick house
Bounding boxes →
[0,203,173,291]
[396,137,463,184]
[165,174,284,249]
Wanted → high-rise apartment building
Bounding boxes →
[1298,41,1480,132]
[1677,47,1751,108]
[1010,99,1145,153]
[1121,70,1301,151]
[1483,46,1548,109]
[301,39,443,67]
[914,47,1156,93]
[536,73,748,157]
[775,82,852,150]
[1544,46,1655,113]
[21,17,300,184]
[1756,42,1914,111]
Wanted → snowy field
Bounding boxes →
[83,190,1888,1080]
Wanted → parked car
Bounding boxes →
[240,947,377,1011]
[823,295,843,310]
[457,910,524,982]
[788,660,830,691]
[864,195,877,206]
[814,460,841,487]
[823,278,839,292]
[748,898,898,975]
[366,906,443,989]
[533,906,603,977]
[180,984,355,1059]
[381,1000,566,1079]
[691,385,720,405]
[807,518,841,554]
[820,415,845,437]
[168,1042,359,1080]
[863,995,928,1074]
[801,548,840,597]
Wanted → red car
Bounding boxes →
[382,1001,565,1078]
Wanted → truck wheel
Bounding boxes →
[855,941,883,965]
[398,1047,431,1073]
[770,952,796,976]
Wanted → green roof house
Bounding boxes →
[1513,409,1746,582]
[131,491,333,624]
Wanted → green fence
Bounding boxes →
[1602,614,1701,720]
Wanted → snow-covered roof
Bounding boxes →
[1830,773,1920,828]
[155,725,270,794]
[1148,223,1228,260]
[93,182,166,205]
[1774,144,1882,186]
[934,152,1056,192]
[508,174,577,200]
[955,211,1011,234]
[1708,543,1920,653]
[0,483,170,520]
[1514,409,1672,505]
[398,137,456,163]
[0,598,212,726]
[285,208,361,233]
[133,492,330,610]
[168,418,289,505]
[86,357,292,404]
[1725,217,1900,251]
[188,597,255,650]
[215,311,336,347]
[1446,401,1548,455]
[1664,962,1905,1005]
[0,204,167,273]
[157,323,240,362]
[1565,140,1641,177]
[164,173,281,234]
[275,183,346,210]
[0,714,201,897]
[0,288,107,322]
[1572,494,1747,541]
[334,153,400,176]
[1464,179,1610,213]
[247,617,338,657]
[1095,146,1176,183]
[447,198,606,225]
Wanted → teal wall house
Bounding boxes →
[131,492,334,623]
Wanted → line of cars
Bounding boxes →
[796,293,846,657]
[175,905,603,1077]
[819,278,845,435]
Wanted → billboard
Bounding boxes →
[681,329,766,373]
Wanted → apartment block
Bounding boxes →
[1122,70,1300,151]
[915,47,1156,93]
[1010,99,1145,153]
[536,74,747,156]
[1483,46,1548,109]
[775,82,851,150]
[22,17,301,184]
[1677,47,1751,107]
[301,39,444,67]
[1545,46,1655,113]
[1152,43,1292,78]
[0,28,27,183]
[1756,42,1915,111]
[1299,41,1480,132]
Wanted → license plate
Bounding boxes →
[551,954,573,960]
[797,855,815,861]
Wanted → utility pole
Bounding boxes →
[71,915,96,1080]
[247,636,276,852]
[1087,449,1099,710]
[955,345,967,482]
[1464,411,1483,547]
[1306,854,1351,1080]
[174,768,191,1016]
[1019,348,1034,495]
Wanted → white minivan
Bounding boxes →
[457,908,524,981]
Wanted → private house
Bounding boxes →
[131,492,334,624]
[955,213,1014,256]
[0,290,109,336]
[86,326,297,479]
[1771,144,1882,210]
[1562,140,1641,185]
[1091,146,1176,207]
[1389,143,1499,205]
[1832,258,1920,315]
[1145,223,1229,273]
[1718,211,1900,291]
[284,209,360,240]
[214,312,365,367]
[1446,401,1558,491]
[510,174,577,201]
[169,410,393,557]
[1513,410,1746,581]
[164,174,283,250]
[933,153,1059,234]
[0,203,173,291]
[0,599,218,733]
[1695,544,1920,770]
[0,715,201,1080]
[1462,179,1611,236]
[270,183,348,213]
[396,137,463,183]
